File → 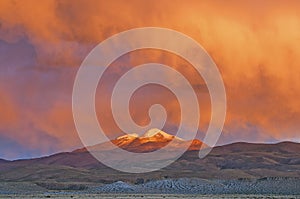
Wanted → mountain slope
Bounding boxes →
[0,129,299,183]
[0,141,299,184]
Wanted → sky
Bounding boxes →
[0,0,300,160]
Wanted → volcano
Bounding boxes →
[75,128,206,153]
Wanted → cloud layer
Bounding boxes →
[0,0,300,159]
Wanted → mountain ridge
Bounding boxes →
[0,129,299,184]
[0,141,299,185]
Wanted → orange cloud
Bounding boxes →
[0,0,300,158]
[0,87,18,127]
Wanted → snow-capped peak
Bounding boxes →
[143,128,172,138]
[116,133,138,140]
[142,128,184,141]
[115,128,185,142]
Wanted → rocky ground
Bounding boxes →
[0,177,299,197]
[88,177,300,195]
[0,194,299,199]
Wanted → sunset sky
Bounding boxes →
[0,0,300,160]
